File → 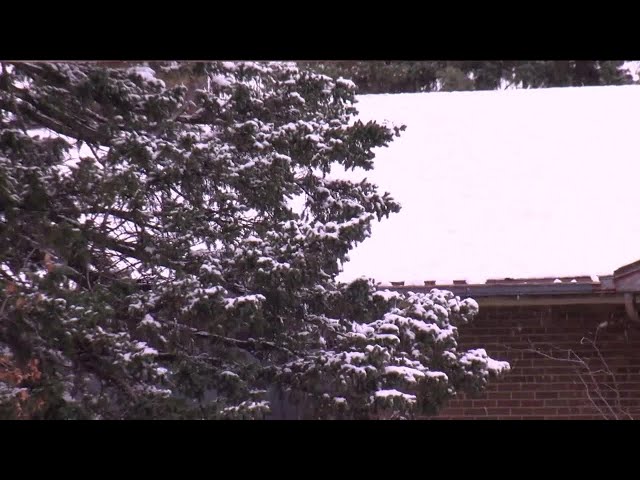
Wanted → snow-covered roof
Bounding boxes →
[337,85,640,285]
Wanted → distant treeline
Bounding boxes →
[299,61,637,94]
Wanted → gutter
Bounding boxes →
[378,259,640,323]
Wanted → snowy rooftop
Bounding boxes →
[337,85,640,285]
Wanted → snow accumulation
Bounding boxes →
[384,365,425,383]
[126,66,166,88]
[373,290,402,301]
[140,314,161,328]
[335,85,640,285]
[375,389,417,402]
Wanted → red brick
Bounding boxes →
[511,391,535,400]
[520,400,544,408]
[498,383,523,392]
[461,408,495,416]
[484,408,512,416]
[557,390,587,399]
[472,400,498,408]
[555,407,581,415]
[544,399,572,407]
[495,400,522,408]
[486,392,512,400]
[436,305,640,420]
[510,407,550,416]
[535,391,559,399]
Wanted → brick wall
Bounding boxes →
[436,304,640,419]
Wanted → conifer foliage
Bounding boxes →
[0,62,508,419]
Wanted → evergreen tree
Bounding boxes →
[0,61,508,419]
[304,61,637,94]
[509,61,634,88]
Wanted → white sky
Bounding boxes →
[336,85,640,285]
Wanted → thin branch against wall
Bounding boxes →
[500,336,633,420]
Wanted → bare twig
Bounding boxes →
[501,336,633,420]
[86,142,107,170]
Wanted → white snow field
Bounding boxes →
[336,85,640,285]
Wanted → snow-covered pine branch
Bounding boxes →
[0,61,507,419]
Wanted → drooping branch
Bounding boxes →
[0,96,106,146]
